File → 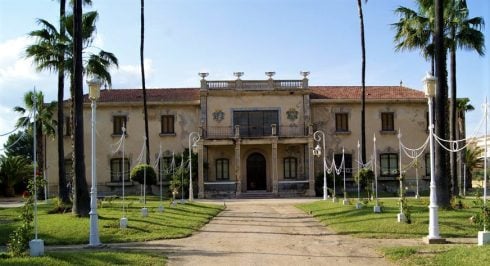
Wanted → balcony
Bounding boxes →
[204,124,307,139]
[204,79,305,91]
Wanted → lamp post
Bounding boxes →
[478,98,489,245]
[373,134,381,213]
[188,132,200,201]
[423,72,444,244]
[313,130,328,200]
[356,141,362,209]
[342,147,349,205]
[88,77,102,247]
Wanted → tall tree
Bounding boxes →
[447,0,485,196]
[14,90,56,186]
[26,8,118,216]
[434,0,450,207]
[457,98,474,191]
[356,0,367,164]
[141,0,150,164]
[4,130,33,161]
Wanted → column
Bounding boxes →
[272,139,279,196]
[235,139,241,196]
[307,139,315,196]
[198,142,204,199]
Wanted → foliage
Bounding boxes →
[399,184,412,224]
[130,164,156,185]
[5,177,44,257]
[353,168,374,198]
[3,130,33,161]
[47,197,72,214]
[314,172,334,197]
[0,155,32,197]
[471,187,490,230]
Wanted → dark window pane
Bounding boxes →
[161,115,175,134]
[113,116,127,135]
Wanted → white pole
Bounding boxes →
[159,144,163,206]
[416,158,420,199]
[33,91,38,240]
[357,141,360,202]
[374,134,378,202]
[332,153,336,201]
[89,93,101,246]
[463,163,466,197]
[313,131,327,200]
[427,92,441,240]
[343,147,346,201]
[143,137,147,206]
[484,98,488,232]
[188,132,200,201]
[122,126,126,217]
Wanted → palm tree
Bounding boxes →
[0,155,32,197]
[14,90,56,191]
[26,8,118,216]
[457,98,475,190]
[356,0,367,164]
[464,144,484,188]
[141,0,150,164]
[447,0,485,196]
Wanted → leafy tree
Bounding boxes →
[130,164,157,186]
[465,144,483,187]
[354,168,374,199]
[3,130,33,161]
[0,155,32,197]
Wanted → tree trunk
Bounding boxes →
[449,33,458,197]
[357,0,367,164]
[141,0,150,164]
[434,0,450,208]
[58,0,70,204]
[72,0,90,216]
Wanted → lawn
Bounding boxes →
[383,245,490,266]
[296,197,483,239]
[0,250,167,265]
[0,196,223,245]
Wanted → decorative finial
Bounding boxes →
[265,71,275,79]
[300,71,310,78]
[233,72,244,79]
[198,72,209,80]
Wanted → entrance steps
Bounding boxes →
[237,190,274,199]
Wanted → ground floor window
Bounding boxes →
[425,153,430,177]
[284,157,297,179]
[216,158,229,180]
[334,153,352,177]
[110,158,130,182]
[159,156,173,181]
[380,153,399,176]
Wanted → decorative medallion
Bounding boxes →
[286,108,299,121]
[212,110,225,123]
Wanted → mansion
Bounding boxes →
[45,74,431,198]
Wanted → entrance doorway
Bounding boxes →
[247,153,267,190]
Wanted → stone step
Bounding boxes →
[237,190,274,199]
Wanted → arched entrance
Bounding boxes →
[246,153,267,190]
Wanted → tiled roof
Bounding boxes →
[309,86,425,100]
[84,88,200,103]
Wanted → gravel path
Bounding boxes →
[111,198,402,266]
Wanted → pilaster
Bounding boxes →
[235,139,242,196]
[308,138,315,196]
[272,138,278,196]
[198,142,204,198]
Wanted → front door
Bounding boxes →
[247,153,267,190]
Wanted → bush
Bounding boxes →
[130,164,157,185]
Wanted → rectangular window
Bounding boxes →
[284,157,297,179]
[64,159,74,182]
[233,110,279,137]
[381,112,395,131]
[380,153,399,176]
[216,159,229,180]
[334,154,352,177]
[335,113,349,132]
[161,115,175,134]
[110,158,130,182]
[113,116,127,135]
[64,116,71,136]
[158,156,173,181]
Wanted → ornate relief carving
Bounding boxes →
[212,110,225,123]
[286,108,299,121]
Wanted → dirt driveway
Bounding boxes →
[112,198,407,266]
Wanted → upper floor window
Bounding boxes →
[64,116,71,136]
[334,153,352,177]
[335,113,349,132]
[161,115,175,134]
[381,112,395,132]
[284,157,297,179]
[113,116,127,135]
[110,158,130,182]
[216,158,229,180]
[380,153,399,176]
[233,110,279,137]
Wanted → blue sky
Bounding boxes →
[0,0,489,151]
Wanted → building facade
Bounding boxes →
[45,75,431,198]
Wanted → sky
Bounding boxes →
[0,0,489,153]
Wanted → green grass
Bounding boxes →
[382,245,490,266]
[0,250,167,265]
[296,197,482,238]
[0,196,223,245]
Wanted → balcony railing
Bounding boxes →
[205,79,305,91]
[204,124,307,139]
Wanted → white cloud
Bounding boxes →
[112,58,154,88]
[0,104,19,155]
[0,36,42,87]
